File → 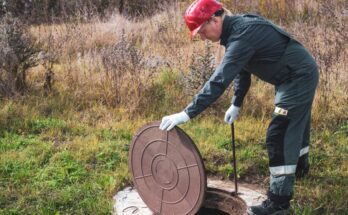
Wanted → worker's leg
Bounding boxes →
[296,109,311,178]
[267,103,311,201]
[248,51,319,215]
[248,104,311,215]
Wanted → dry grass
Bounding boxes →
[26,1,347,129]
[1,1,347,214]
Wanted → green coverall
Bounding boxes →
[184,14,319,204]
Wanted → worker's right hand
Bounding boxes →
[159,111,190,131]
[224,105,240,124]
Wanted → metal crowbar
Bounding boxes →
[231,123,238,195]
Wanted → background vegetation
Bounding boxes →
[0,0,347,214]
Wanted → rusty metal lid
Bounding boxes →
[129,121,206,215]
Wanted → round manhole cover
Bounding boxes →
[129,121,206,215]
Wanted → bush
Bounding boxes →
[182,41,232,116]
[120,0,172,18]
[183,41,215,97]
[0,15,38,96]
[0,0,174,23]
[100,31,149,109]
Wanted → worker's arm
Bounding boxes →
[224,70,251,124]
[184,40,255,119]
[232,69,251,107]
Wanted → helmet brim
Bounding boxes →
[189,24,203,38]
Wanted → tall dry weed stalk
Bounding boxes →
[100,30,150,109]
[182,41,233,116]
[183,41,215,97]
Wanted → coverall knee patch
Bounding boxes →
[266,115,290,167]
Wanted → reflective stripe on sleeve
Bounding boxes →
[270,165,296,176]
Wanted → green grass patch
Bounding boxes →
[0,97,347,214]
[27,118,68,134]
[0,133,39,152]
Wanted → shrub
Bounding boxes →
[0,0,174,23]
[0,15,38,96]
[100,30,148,109]
[182,41,231,116]
[183,41,215,97]
[119,0,172,18]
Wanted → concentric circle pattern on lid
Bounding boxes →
[129,121,206,215]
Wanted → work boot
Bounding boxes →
[296,154,309,178]
[247,199,290,215]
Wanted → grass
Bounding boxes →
[0,109,130,214]
[0,95,347,214]
[1,1,347,214]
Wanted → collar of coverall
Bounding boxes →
[219,15,240,47]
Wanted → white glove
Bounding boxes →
[159,111,190,131]
[224,105,240,125]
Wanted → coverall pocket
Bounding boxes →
[266,115,290,167]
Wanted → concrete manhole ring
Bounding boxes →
[113,179,266,215]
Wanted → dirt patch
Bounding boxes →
[238,166,268,188]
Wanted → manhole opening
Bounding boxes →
[197,207,229,215]
[197,187,247,215]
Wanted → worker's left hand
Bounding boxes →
[224,104,240,124]
[159,111,190,131]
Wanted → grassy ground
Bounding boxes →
[1,1,347,214]
[0,94,347,214]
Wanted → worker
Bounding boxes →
[159,0,319,214]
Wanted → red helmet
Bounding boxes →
[184,0,222,37]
